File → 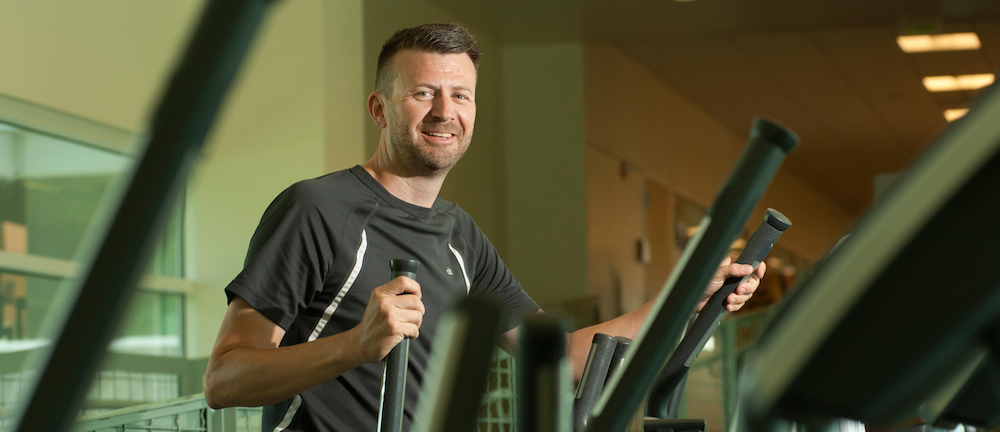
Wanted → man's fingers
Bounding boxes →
[728,293,752,303]
[381,277,422,297]
[390,294,425,314]
[736,277,759,295]
[391,308,424,326]
[387,312,423,339]
[732,263,754,276]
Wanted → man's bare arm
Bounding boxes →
[204,276,425,409]
[203,297,358,408]
[502,260,765,381]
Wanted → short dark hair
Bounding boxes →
[375,23,481,93]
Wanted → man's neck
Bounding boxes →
[362,149,447,208]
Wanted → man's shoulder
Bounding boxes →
[433,198,473,224]
[280,167,368,204]
[434,200,490,245]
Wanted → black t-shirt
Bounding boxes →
[225,166,539,432]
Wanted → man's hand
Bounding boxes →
[346,276,425,364]
[696,257,765,312]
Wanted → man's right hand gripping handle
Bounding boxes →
[378,259,421,432]
[349,262,424,363]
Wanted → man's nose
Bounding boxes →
[429,94,455,121]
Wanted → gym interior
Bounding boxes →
[1,0,998,431]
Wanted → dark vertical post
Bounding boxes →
[519,314,571,432]
[647,209,791,419]
[585,118,798,432]
[379,259,420,432]
[14,1,273,431]
[411,295,503,432]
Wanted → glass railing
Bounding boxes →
[74,394,263,432]
[71,350,522,432]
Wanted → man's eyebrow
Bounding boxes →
[410,83,474,95]
[411,83,439,91]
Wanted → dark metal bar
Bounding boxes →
[573,333,617,431]
[647,208,791,418]
[606,337,632,383]
[14,0,272,430]
[379,259,420,432]
[585,118,798,432]
[411,295,503,432]
[519,314,570,432]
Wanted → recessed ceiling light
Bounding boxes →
[922,74,994,92]
[944,108,969,122]
[897,32,981,53]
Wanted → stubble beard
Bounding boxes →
[386,112,471,177]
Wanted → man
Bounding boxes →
[203,23,763,432]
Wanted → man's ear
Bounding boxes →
[368,92,387,129]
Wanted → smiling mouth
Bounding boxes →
[422,131,456,139]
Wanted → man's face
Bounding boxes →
[382,49,477,175]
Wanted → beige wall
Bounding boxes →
[585,43,851,264]
[185,0,333,357]
[0,1,202,131]
[586,148,646,321]
[324,0,368,172]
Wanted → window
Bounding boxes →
[0,94,190,422]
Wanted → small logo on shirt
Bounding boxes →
[445,267,454,275]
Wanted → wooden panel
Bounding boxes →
[645,180,676,298]
[586,147,648,321]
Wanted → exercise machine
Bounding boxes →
[738,77,1000,432]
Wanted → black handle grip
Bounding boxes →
[390,259,420,281]
[606,337,633,386]
[699,208,789,321]
[378,259,420,432]
[645,209,790,418]
[573,333,618,431]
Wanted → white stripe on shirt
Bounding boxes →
[310,229,368,341]
[275,230,368,430]
[448,244,471,294]
[272,395,302,432]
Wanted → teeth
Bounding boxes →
[425,132,453,138]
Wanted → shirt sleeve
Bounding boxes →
[225,182,338,330]
[464,218,540,332]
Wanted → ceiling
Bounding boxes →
[427,0,1000,215]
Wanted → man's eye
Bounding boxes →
[415,91,432,97]
[455,94,470,100]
